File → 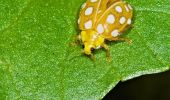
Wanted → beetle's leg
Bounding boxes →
[101,43,112,62]
[70,34,82,46]
[76,34,83,45]
[90,53,96,61]
[108,37,132,44]
[81,50,96,61]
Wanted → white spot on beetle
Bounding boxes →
[91,0,98,2]
[125,5,129,12]
[106,14,115,24]
[81,3,86,9]
[119,16,126,24]
[85,7,93,15]
[78,18,80,24]
[115,6,122,13]
[127,19,132,25]
[111,30,119,37]
[97,24,104,34]
[128,4,133,10]
[84,20,92,29]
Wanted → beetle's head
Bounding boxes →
[84,43,95,55]
[80,30,95,55]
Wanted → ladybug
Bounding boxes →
[77,0,133,59]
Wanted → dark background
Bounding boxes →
[103,70,170,100]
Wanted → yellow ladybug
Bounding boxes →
[77,0,133,59]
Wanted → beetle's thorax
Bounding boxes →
[81,30,104,55]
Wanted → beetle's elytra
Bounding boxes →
[77,0,133,59]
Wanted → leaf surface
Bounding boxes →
[0,0,170,99]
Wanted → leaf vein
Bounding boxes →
[136,7,170,15]
[135,30,168,67]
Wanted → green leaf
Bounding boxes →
[0,0,169,99]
